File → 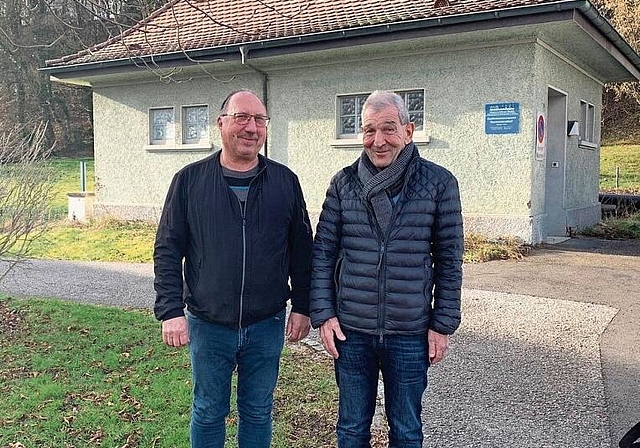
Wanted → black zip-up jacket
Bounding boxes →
[153,151,313,328]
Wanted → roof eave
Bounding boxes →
[40,0,640,81]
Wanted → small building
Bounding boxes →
[43,0,640,243]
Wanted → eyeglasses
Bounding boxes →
[220,113,270,127]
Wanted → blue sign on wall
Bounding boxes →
[485,102,520,134]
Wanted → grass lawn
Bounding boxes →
[600,144,640,194]
[28,218,155,263]
[0,297,339,448]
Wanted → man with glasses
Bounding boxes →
[310,90,463,447]
[154,89,313,448]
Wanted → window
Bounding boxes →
[337,90,425,139]
[338,94,366,138]
[579,100,596,147]
[182,105,209,144]
[149,107,174,145]
[398,91,425,131]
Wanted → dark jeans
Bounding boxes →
[187,309,285,448]
[335,329,429,448]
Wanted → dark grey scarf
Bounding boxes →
[358,143,416,235]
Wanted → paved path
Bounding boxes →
[0,259,155,308]
[463,238,640,448]
[1,237,638,447]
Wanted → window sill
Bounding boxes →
[330,135,430,150]
[578,141,598,150]
[413,135,431,145]
[144,143,215,153]
[329,139,362,150]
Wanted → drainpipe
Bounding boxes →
[240,45,269,158]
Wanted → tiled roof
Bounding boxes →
[45,0,576,67]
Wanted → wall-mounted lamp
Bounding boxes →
[567,120,579,136]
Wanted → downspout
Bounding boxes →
[240,45,269,158]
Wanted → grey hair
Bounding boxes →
[219,89,262,114]
[362,90,410,125]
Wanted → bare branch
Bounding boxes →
[0,121,56,281]
[0,23,66,51]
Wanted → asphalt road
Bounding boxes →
[1,236,638,447]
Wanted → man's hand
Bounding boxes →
[286,312,311,342]
[320,317,346,359]
[162,316,189,347]
[428,329,449,365]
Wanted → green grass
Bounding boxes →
[600,144,640,194]
[581,212,640,239]
[0,296,338,448]
[47,158,95,218]
[589,144,640,239]
[28,218,155,263]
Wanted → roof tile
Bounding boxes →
[45,0,566,67]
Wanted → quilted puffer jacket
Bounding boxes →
[310,144,463,336]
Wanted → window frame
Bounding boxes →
[579,100,597,149]
[181,104,210,145]
[144,105,213,153]
[397,90,426,133]
[336,93,368,139]
[333,89,428,147]
[148,106,175,146]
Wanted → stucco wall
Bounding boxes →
[92,72,263,220]
[267,41,538,240]
[530,40,603,237]
[90,35,604,243]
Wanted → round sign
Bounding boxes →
[537,115,545,143]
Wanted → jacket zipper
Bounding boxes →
[350,168,391,343]
[365,191,402,343]
[377,240,386,344]
[346,162,411,342]
[236,164,266,329]
[238,201,247,329]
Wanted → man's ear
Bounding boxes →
[404,122,415,144]
[217,116,223,130]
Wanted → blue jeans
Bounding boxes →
[334,330,429,448]
[187,309,285,448]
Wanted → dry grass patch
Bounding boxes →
[463,233,532,264]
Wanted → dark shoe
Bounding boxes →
[620,421,640,448]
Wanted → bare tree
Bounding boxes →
[0,0,164,156]
[591,0,640,141]
[0,121,55,280]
